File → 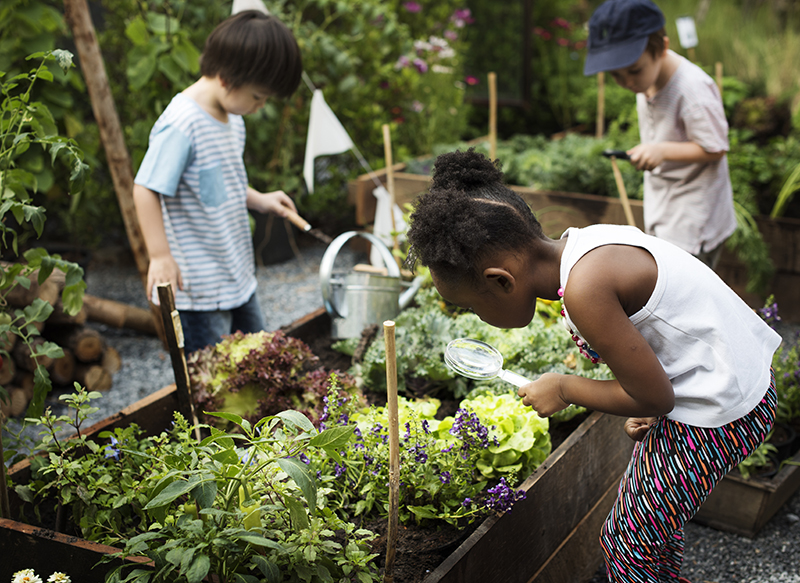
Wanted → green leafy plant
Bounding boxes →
[737,440,779,480]
[0,49,88,417]
[15,384,380,583]
[187,330,360,431]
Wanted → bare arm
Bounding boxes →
[133,184,182,302]
[628,141,725,171]
[246,186,297,216]
[518,245,674,419]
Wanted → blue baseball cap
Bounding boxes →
[583,0,666,76]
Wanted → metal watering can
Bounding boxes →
[319,231,424,339]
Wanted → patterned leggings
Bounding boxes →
[600,371,777,583]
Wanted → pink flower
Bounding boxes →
[573,40,587,50]
[533,26,552,40]
[556,37,569,47]
[465,75,479,86]
[450,7,474,28]
[413,58,428,73]
[411,100,424,112]
[395,55,410,69]
[551,17,571,30]
[444,29,458,41]
[404,1,422,13]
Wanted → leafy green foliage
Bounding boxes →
[350,285,613,400]
[0,50,87,416]
[187,330,360,431]
[16,385,380,582]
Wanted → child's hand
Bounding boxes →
[517,372,571,417]
[624,417,656,442]
[247,188,297,217]
[146,254,183,305]
[628,143,664,171]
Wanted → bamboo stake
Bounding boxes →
[687,46,696,62]
[0,415,10,519]
[715,61,723,96]
[596,72,605,139]
[383,320,399,583]
[381,125,401,265]
[63,0,164,344]
[609,156,637,227]
[488,72,497,160]
[156,283,201,441]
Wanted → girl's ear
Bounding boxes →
[483,267,516,293]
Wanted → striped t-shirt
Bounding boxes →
[636,51,737,255]
[135,93,257,311]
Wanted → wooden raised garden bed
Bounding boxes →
[2,308,635,583]
[692,438,800,538]
[348,167,800,323]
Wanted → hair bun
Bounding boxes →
[430,148,503,193]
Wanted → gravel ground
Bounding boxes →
[3,237,800,582]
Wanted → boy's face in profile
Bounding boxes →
[608,43,666,95]
[220,82,272,116]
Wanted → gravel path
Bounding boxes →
[3,238,800,582]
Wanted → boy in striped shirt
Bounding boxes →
[133,11,302,354]
[584,0,736,270]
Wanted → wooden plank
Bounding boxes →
[693,446,800,538]
[0,518,151,582]
[424,412,634,583]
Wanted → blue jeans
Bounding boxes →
[179,292,266,354]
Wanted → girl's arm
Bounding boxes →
[519,245,674,418]
[133,184,182,302]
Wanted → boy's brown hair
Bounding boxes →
[645,27,667,58]
[200,10,302,98]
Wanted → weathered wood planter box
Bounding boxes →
[2,308,635,583]
[692,446,800,538]
[348,167,800,323]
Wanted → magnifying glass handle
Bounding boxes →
[498,369,533,388]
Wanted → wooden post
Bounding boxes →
[488,72,497,160]
[609,156,637,227]
[687,46,696,62]
[63,0,164,344]
[715,61,723,96]
[156,283,200,441]
[596,72,605,139]
[383,320,399,583]
[381,125,401,264]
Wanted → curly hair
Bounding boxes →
[405,148,545,287]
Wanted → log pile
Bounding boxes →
[0,268,149,419]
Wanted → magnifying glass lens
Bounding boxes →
[445,339,502,380]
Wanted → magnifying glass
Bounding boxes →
[444,338,533,388]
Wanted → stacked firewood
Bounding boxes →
[1,267,156,419]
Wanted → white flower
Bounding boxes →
[12,570,43,583]
[48,574,71,583]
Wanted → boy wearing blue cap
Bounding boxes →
[585,0,736,270]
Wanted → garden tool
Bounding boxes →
[444,338,533,388]
[283,208,334,245]
[601,149,637,227]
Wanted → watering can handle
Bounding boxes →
[319,231,401,318]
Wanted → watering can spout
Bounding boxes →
[400,275,425,309]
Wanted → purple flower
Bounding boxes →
[450,8,474,27]
[404,1,422,13]
[444,30,458,41]
[298,452,310,464]
[462,497,472,507]
[104,436,120,460]
[484,478,526,514]
[413,58,428,73]
[439,471,451,484]
[395,55,411,70]
[334,462,345,478]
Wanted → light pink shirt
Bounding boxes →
[637,51,736,255]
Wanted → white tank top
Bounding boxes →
[559,224,781,427]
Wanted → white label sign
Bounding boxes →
[675,16,698,49]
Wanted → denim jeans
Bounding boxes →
[179,292,266,354]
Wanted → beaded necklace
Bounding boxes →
[557,286,603,364]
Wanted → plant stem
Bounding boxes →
[0,416,11,519]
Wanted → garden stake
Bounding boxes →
[381,125,402,268]
[489,72,497,160]
[156,283,201,441]
[608,155,637,227]
[715,61,723,95]
[0,415,10,519]
[383,320,400,583]
[596,72,605,138]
